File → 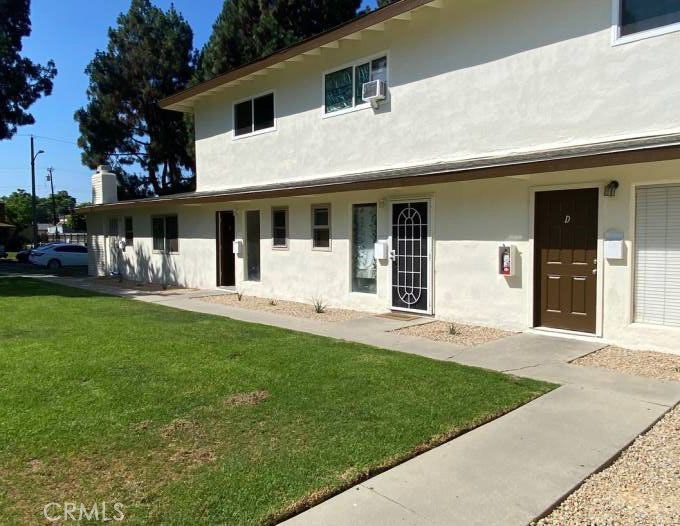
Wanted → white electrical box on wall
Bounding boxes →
[604,230,624,260]
[374,241,389,260]
[498,245,517,277]
[232,240,243,256]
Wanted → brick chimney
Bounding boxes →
[91,165,118,205]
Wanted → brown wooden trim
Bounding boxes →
[80,143,680,214]
[160,0,434,110]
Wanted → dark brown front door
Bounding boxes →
[534,189,598,333]
[217,211,235,287]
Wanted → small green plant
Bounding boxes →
[236,289,244,301]
[161,282,168,291]
[312,296,327,314]
[269,298,278,306]
[448,324,459,336]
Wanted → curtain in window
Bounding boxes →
[325,67,353,113]
[352,204,378,293]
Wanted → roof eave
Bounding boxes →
[160,0,440,113]
[79,133,680,214]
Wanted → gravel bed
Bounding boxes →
[393,320,514,347]
[535,405,680,526]
[573,346,680,382]
[200,294,369,322]
[538,347,679,525]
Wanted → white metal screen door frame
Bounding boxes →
[389,199,433,314]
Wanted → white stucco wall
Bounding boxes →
[194,0,680,192]
[90,160,680,355]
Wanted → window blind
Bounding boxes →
[634,185,680,326]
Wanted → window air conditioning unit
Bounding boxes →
[362,79,386,108]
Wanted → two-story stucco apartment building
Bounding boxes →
[84,0,680,354]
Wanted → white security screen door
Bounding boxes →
[634,185,680,326]
[391,201,430,313]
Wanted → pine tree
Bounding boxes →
[75,0,196,197]
[0,0,57,140]
[198,0,363,81]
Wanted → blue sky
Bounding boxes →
[0,0,375,203]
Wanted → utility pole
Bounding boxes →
[29,136,45,247]
[47,167,58,241]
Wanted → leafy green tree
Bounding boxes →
[2,189,32,231]
[3,188,79,226]
[198,0,363,81]
[75,0,196,197]
[0,0,57,140]
[66,207,88,231]
[42,190,76,221]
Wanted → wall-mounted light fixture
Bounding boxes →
[604,180,619,197]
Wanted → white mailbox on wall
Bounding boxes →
[604,230,624,260]
[232,240,243,257]
[374,241,389,261]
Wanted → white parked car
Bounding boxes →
[29,243,88,269]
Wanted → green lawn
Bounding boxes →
[0,278,554,525]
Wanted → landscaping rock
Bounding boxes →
[573,346,680,382]
[200,294,368,322]
[393,320,513,347]
[537,347,680,526]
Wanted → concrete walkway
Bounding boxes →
[36,277,680,525]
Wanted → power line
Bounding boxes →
[16,133,79,146]
[0,167,90,176]
[15,134,150,157]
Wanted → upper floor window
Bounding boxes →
[234,92,275,137]
[324,55,387,115]
[615,0,680,42]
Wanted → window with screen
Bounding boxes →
[324,55,387,114]
[311,205,331,250]
[152,215,179,253]
[617,0,680,38]
[234,93,275,137]
[271,207,288,249]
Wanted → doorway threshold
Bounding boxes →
[528,326,604,343]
